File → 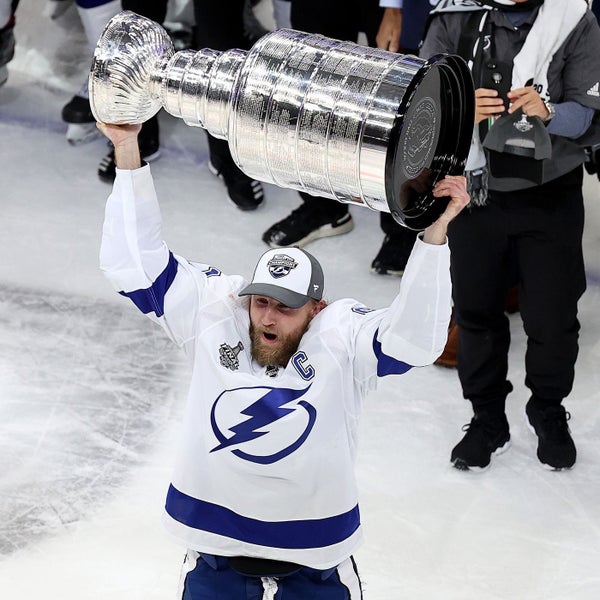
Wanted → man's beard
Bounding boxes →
[249,320,310,367]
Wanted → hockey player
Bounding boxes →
[98,120,469,599]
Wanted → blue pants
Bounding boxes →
[179,551,363,599]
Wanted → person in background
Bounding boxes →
[261,1,437,279]
[371,0,435,275]
[59,0,122,146]
[420,0,600,472]
[97,119,469,599]
[260,0,383,251]
[192,0,266,211]
[91,0,266,212]
[44,1,162,171]
[96,1,169,183]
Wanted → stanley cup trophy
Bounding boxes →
[90,11,474,230]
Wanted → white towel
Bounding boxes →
[512,0,588,102]
[461,0,588,171]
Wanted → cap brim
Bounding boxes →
[238,283,311,309]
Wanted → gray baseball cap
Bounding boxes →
[239,247,324,308]
[483,109,552,183]
[483,109,552,161]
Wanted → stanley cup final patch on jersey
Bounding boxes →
[268,254,298,279]
[219,341,244,371]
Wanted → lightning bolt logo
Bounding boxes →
[210,386,316,464]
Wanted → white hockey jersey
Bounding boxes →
[100,165,452,569]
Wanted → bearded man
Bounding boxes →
[98,121,469,599]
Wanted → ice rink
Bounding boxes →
[1,1,600,598]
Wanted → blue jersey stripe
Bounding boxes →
[119,252,178,317]
[165,484,361,549]
[373,330,413,376]
[76,0,113,8]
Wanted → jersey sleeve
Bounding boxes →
[100,165,169,296]
[351,235,452,388]
[99,165,244,353]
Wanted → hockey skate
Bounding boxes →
[62,81,101,145]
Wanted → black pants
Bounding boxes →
[196,0,386,205]
[193,0,249,51]
[292,0,416,245]
[290,0,388,221]
[191,1,254,171]
[120,1,248,158]
[291,0,373,42]
[121,0,167,24]
[448,167,586,413]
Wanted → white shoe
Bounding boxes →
[66,122,102,145]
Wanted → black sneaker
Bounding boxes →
[451,412,511,471]
[98,137,161,183]
[62,92,93,124]
[208,160,264,211]
[526,400,576,470]
[262,203,354,248]
[371,234,412,276]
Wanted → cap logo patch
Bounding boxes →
[267,254,298,279]
[514,114,533,132]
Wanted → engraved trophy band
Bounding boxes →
[90,11,474,229]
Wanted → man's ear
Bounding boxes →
[312,299,327,316]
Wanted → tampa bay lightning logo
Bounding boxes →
[210,386,316,464]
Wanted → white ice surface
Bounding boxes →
[1,1,600,598]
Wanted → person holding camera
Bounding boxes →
[419,0,600,471]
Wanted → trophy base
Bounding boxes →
[385,55,474,230]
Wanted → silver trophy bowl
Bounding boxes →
[90,11,474,229]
